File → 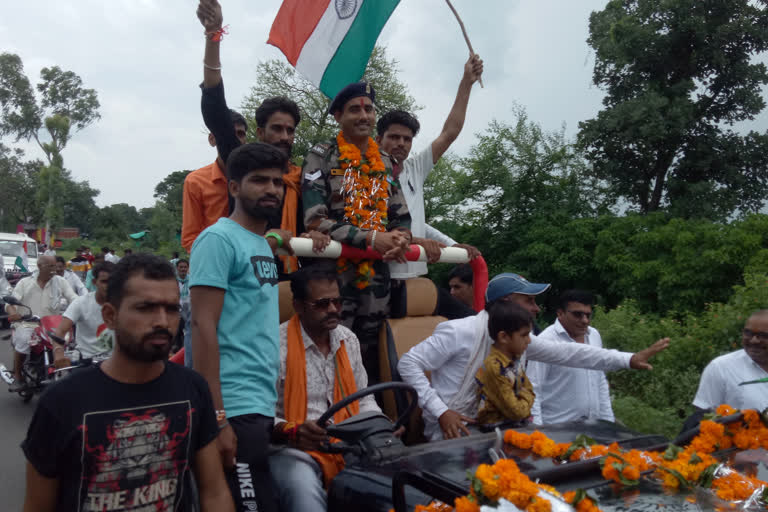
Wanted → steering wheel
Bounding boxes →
[316,381,418,432]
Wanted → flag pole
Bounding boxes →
[444,0,483,88]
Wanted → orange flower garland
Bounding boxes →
[336,131,389,289]
[409,405,767,511]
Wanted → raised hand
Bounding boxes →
[197,0,223,33]
[464,54,484,84]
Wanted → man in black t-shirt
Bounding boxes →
[22,254,234,512]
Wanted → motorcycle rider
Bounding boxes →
[52,261,116,367]
[4,255,77,390]
[55,256,88,296]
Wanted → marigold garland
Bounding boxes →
[408,405,767,511]
[336,131,389,289]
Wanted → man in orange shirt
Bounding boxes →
[188,0,309,266]
[181,110,248,252]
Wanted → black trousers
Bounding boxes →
[227,413,278,512]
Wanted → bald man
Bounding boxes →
[4,255,77,390]
[692,310,768,412]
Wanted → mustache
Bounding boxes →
[141,329,173,342]
[323,313,341,322]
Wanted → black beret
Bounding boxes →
[328,82,376,114]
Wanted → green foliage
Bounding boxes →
[241,45,420,160]
[578,0,768,218]
[0,53,100,236]
[594,272,768,437]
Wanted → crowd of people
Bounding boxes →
[4,0,766,510]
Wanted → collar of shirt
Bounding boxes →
[207,159,226,184]
[300,322,342,357]
[553,319,595,343]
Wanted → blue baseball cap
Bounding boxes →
[485,273,551,303]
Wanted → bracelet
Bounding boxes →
[265,232,284,248]
[203,61,222,71]
[215,409,227,422]
[370,229,378,250]
[205,25,229,42]
[218,419,229,431]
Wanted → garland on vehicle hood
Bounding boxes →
[403,404,768,512]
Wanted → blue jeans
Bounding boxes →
[269,446,326,512]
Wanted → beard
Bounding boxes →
[274,141,293,157]
[114,327,173,362]
[241,196,282,224]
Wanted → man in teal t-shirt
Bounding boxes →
[190,141,293,512]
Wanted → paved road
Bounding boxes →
[0,329,32,511]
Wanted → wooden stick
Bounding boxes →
[444,0,484,88]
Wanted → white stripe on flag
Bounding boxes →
[295,0,365,87]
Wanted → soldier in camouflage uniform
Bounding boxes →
[302,82,412,382]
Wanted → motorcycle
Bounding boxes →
[0,295,73,402]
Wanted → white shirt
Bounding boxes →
[527,320,615,425]
[8,274,76,318]
[275,321,380,424]
[62,270,87,296]
[105,253,120,264]
[397,313,633,439]
[693,350,768,411]
[43,249,56,257]
[389,146,458,279]
[63,292,109,357]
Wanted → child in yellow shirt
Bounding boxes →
[476,301,535,425]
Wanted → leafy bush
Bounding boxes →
[594,273,768,437]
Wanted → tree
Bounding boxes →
[578,0,768,219]
[0,143,42,230]
[241,45,421,159]
[154,170,191,219]
[0,53,100,239]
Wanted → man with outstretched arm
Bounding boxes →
[190,142,293,512]
[377,55,483,319]
[22,254,233,512]
[398,272,670,441]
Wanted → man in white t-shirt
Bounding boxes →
[692,310,768,412]
[528,290,615,425]
[52,261,116,364]
[376,55,483,318]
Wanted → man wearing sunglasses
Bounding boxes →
[527,290,615,425]
[692,309,768,412]
[271,265,383,512]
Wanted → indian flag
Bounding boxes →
[268,0,400,99]
[17,240,28,272]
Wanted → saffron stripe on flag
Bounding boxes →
[318,0,400,98]
[267,0,332,65]
[294,0,364,86]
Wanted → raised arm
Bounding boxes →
[430,55,484,164]
[198,0,222,88]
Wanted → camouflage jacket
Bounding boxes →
[302,137,412,249]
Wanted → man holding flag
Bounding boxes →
[302,82,412,382]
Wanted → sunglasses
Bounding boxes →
[567,310,593,320]
[305,297,343,310]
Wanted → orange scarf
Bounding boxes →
[280,164,302,274]
[284,314,360,486]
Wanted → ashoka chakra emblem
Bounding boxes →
[335,0,358,19]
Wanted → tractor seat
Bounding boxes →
[378,277,446,445]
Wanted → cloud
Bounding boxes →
[1,0,766,209]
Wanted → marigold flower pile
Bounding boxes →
[408,404,768,511]
[336,131,389,289]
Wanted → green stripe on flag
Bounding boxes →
[14,256,27,273]
[319,0,400,98]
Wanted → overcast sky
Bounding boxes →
[2,0,767,209]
